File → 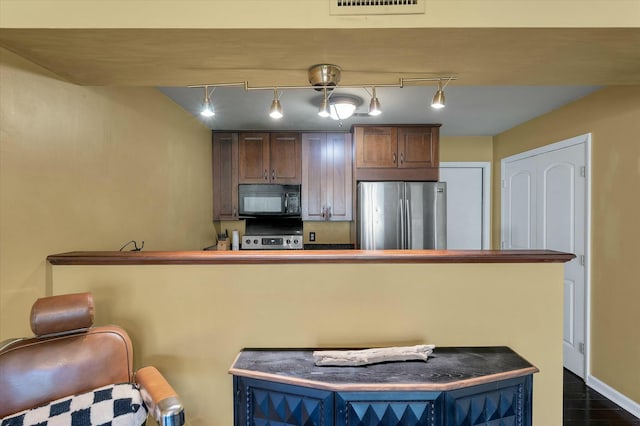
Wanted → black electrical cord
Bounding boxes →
[119,240,144,251]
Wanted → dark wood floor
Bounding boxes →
[564,369,640,425]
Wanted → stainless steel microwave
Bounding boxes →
[238,184,301,217]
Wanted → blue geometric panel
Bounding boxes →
[452,384,523,426]
[345,401,435,426]
[249,387,326,426]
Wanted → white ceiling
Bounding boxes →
[158,84,601,136]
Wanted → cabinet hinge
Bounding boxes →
[580,166,586,177]
[579,255,585,266]
[579,342,585,354]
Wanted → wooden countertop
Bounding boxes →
[47,249,574,265]
[229,347,539,392]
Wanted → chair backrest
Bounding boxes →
[0,292,134,417]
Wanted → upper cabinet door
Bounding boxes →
[355,126,398,168]
[239,133,270,183]
[325,133,352,221]
[301,133,352,221]
[397,127,438,169]
[270,133,301,184]
[212,133,239,220]
[301,133,326,220]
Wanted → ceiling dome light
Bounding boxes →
[368,87,382,116]
[431,80,445,109]
[330,101,356,120]
[200,86,215,117]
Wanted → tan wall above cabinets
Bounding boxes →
[238,132,301,184]
[354,125,440,181]
[301,133,353,222]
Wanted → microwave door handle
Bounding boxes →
[284,193,288,213]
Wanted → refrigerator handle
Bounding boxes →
[405,198,411,249]
[398,193,404,249]
[435,184,446,249]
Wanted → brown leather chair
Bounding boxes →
[0,292,184,426]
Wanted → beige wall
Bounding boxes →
[2,0,638,28]
[0,48,214,338]
[441,136,493,163]
[492,86,640,403]
[51,261,565,425]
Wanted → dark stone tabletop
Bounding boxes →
[229,347,538,391]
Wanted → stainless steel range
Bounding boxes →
[242,218,303,250]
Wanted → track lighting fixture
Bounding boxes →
[269,89,283,119]
[431,79,446,109]
[200,86,215,117]
[368,87,382,116]
[318,88,331,118]
[190,64,456,122]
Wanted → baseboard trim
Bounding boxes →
[587,374,640,419]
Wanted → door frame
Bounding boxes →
[440,162,491,249]
[500,133,592,378]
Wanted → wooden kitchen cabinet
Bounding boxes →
[212,132,239,220]
[301,133,352,221]
[354,124,440,181]
[238,132,301,184]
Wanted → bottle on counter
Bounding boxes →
[232,230,240,251]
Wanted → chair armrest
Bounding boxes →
[135,366,185,426]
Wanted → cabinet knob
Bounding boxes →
[233,208,237,217]
[326,206,332,221]
[321,207,326,218]
[393,153,397,163]
[400,152,404,164]
[264,169,268,180]
[272,170,275,181]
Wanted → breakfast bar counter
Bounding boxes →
[47,249,573,265]
[46,249,573,425]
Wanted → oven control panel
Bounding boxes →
[241,235,303,250]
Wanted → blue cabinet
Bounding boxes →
[234,376,533,426]
[231,348,536,426]
[235,377,334,426]
[336,391,443,426]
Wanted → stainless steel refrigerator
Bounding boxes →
[357,181,447,250]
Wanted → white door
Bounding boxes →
[502,136,589,378]
[441,163,490,249]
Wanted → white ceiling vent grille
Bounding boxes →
[330,0,425,15]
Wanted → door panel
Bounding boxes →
[440,167,484,249]
[541,162,575,253]
[239,133,269,183]
[397,127,435,169]
[505,162,536,249]
[502,140,587,378]
[358,182,402,249]
[270,133,301,183]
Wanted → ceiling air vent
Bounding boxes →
[330,0,425,15]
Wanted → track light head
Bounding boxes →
[200,87,215,117]
[269,89,283,119]
[431,80,446,109]
[269,99,283,119]
[318,88,331,117]
[368,87,382,116]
